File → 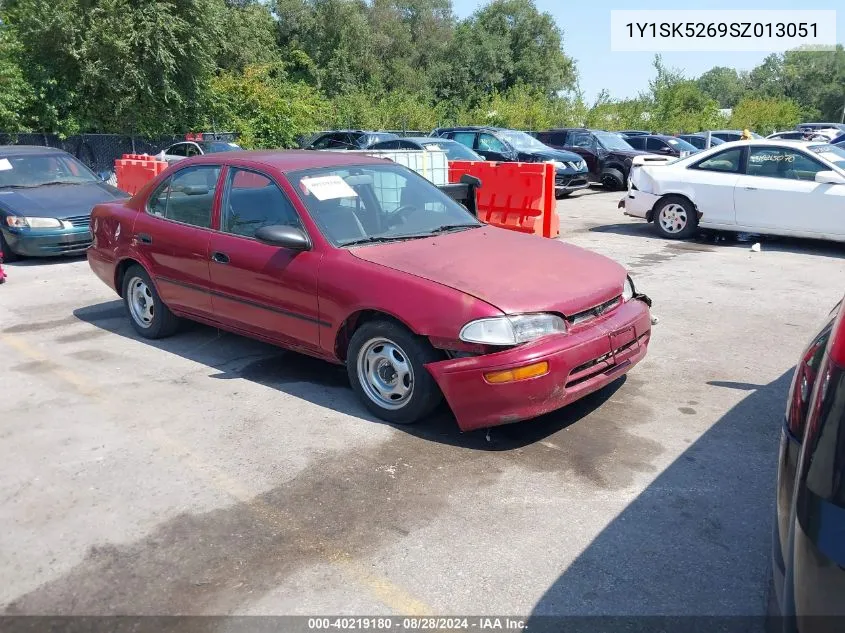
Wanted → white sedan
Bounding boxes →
[621,140,845,241]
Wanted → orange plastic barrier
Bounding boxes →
[448,161,558,238]
[114,153,169,195]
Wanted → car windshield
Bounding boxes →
[419,140,482,161]
[199,141,242,153]
[807,144,845,171]
[289,163,481,247]
[666,137,698,152]
[0,154,99,188]
[594,131,634,151]
[497,130,548,151]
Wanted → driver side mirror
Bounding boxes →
[460,174,482,188]
[255,225,311,251]
[815,170,845,185]
[657,146,673,155]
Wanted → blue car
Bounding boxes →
[0,146,128,261]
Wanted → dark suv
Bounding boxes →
[431,126,589,198]
[534,128,653,190]
[302,130,400,150]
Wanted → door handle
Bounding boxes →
[744,186,758,191]
[211,251,230,264]
[136,233,153,244]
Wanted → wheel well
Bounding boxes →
[646,193,698,223]
[114,258,144,297]
[602,164,625,175]
[334,310,412,361]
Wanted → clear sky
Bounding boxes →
[451,0,844,103]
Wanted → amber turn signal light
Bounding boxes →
[484,361,549,384]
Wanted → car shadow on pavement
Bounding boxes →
[589,223,845,258]
[524,369,792,629]
[72,300,628,451]
[3,254,87,267]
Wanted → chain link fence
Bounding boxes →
[0,132,189,175]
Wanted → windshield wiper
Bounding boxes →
[427,223,480,234]
[342,235,416,247]
[37,180,87,186]
[343,224,479,247]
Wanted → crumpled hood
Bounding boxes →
[0,182,127,218]
[349,226,626,316]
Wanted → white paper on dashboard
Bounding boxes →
[301,175,357,200]
[0,159,13,171]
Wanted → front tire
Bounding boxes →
[555,191,572,199]
[1,232,19,262]
[601,168,625,190]
[121,265,179,339]
[653,195,699,239]
[346,320,443,424]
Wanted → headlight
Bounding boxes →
[5,216,63,229]
[460,314,567,345]
[579,160,587,170]
[552,161,566,170]
[623,275,635,301]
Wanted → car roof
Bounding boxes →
[711,139,830,149]
[177,149,390,173]
[0,145,73,157]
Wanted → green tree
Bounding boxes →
[4,0,222,134]
[0,20,33,130]
[214,0,280,72]
[207,63,329,148]
[696,66,748,108]
[437,0,575,105]
[729,97,801,135]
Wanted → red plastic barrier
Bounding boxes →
[114,154,169,195]
[448,161,558,238]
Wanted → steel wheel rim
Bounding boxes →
[658,203,688,233]
[356,337,414,410]
[127,276,154,328]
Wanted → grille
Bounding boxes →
[61,215,91,228]
[566,296,622,326]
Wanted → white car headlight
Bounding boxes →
[623,275,635,301]
[552,161,566,169]
[5,216,63,229]
[460,314,567,345]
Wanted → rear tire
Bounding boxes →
[601,168,625,190]
[653,195,699,240]
[1,232,19,262]
[121,265,179,339]
[346,320,443,425]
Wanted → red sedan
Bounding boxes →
[88,151,652,431]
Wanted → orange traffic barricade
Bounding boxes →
[448,161,558,238]
[114,154,168,195]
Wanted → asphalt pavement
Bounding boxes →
[1,188,844,617]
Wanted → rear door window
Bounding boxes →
[569,132,594,149]
[451,132,477,149]
[690,148,744,173]
[148,165,221,228]
[626,136,646,150]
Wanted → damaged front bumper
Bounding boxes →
[621,190,659,220]
[425,298,652,431]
